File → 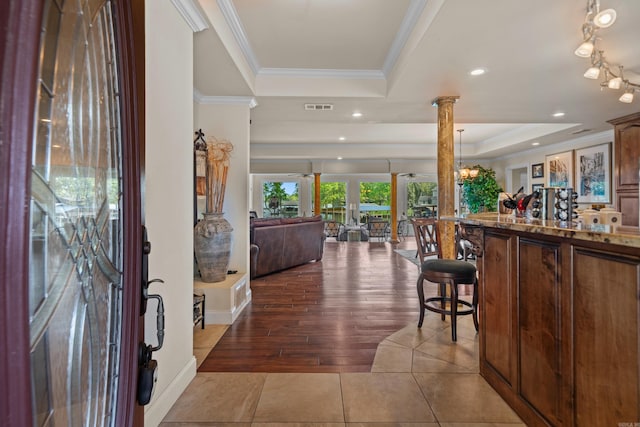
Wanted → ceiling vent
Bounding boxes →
[304,103,333,111]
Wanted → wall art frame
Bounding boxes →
[531,163,544,178]
[546,150,573,188]
[574,142,611,204]
[532,183,544,193]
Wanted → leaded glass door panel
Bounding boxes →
[27,0,140,425]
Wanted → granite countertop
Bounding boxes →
[442,213,640,249]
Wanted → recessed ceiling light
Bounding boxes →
[337,156,343,160]
[553,112,565,117]
[352,112,362,118]
[339,136,345,141]
[532,142,540,146]
[469,68,486,76]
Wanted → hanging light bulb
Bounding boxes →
[593,8,617,28]
[608,76,622,89]
[584,66,601,79]
[459,167,470,180]
[575,37,595,58]
[619,89,634,103]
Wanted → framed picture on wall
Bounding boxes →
[546,150,573,188]
[574,143,611,203]
[531,163,544,178]
[532,183,544,193]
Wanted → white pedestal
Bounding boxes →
[193,272,251,325]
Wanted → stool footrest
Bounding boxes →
[424,297,475,316]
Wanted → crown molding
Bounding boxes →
[193,89,258,108]
[258,68,385,80]
[216,0,419,82]
[170,0,210,32]
[382,0,427,76]
[217,0,260,74]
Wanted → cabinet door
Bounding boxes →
[572,247,640,426]
[610,113,640,225]
[482,232,516,385]
[518,238,563,426]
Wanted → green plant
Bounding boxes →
[461,165,502,213]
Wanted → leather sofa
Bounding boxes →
[250,215,325,279]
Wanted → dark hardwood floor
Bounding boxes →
[199,238,439,373]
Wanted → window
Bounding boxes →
[407,181,438,218]
[312,181,346,223]
[360,182,390,222]
[263,181,298,218]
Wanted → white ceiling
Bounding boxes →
[189,0,640,164]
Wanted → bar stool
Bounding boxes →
[411,218,478,341]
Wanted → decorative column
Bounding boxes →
[432,96,459,260]
[314,173,321,216]
[390,172,398,242]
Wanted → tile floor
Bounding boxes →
[161,314,525,426]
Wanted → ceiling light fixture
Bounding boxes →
[456,129,478,185]
[619,87,634,103]
[532,142,540,146]
[552,112,565,117]
[575,0,638,102]
[339,136,345,141]
[469,68,486,76]
[352,112,362,118]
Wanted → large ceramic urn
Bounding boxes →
[194,212,233,282]
[193,136,234,282]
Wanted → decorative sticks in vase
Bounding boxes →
[204,137,233,213]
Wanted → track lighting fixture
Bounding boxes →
[575,0,638,103]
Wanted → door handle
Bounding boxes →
[137,225,166,405]
[137,290,165,405]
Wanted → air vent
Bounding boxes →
[304,103,333,111]
[571,128,592,135]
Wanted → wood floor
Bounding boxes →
[199,238,442,373]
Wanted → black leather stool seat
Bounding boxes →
[418,258,478,341]
[421,259,476,279]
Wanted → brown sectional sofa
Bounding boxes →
[250,215,326,279]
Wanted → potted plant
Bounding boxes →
[461,165,502,213]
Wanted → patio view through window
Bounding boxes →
[263,181,299,217]
[312,182,347,223]
[359,182,390,222]
[407,181,438,217]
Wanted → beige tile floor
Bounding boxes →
[161,314,525,426]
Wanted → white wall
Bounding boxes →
[194,103,251,275]
[490,130,615,207]
[144,2,195,425]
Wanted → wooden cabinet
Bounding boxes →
[608,112,640,227]
[473,226,640,426]
[481,231,516,386]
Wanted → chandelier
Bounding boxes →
[457,129,478,184]
[574,0,639,103]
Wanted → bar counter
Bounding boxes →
[448,212,640,248]
[451,213,640,427]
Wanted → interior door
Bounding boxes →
[0,0,145,425]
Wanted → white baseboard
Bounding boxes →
[144,356,197,427]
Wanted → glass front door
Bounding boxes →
[29,0,126,425]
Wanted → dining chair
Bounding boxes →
[411,218,478,341]
[396,219,408,241]
[368,220,389,241]
[324,221,344,240]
